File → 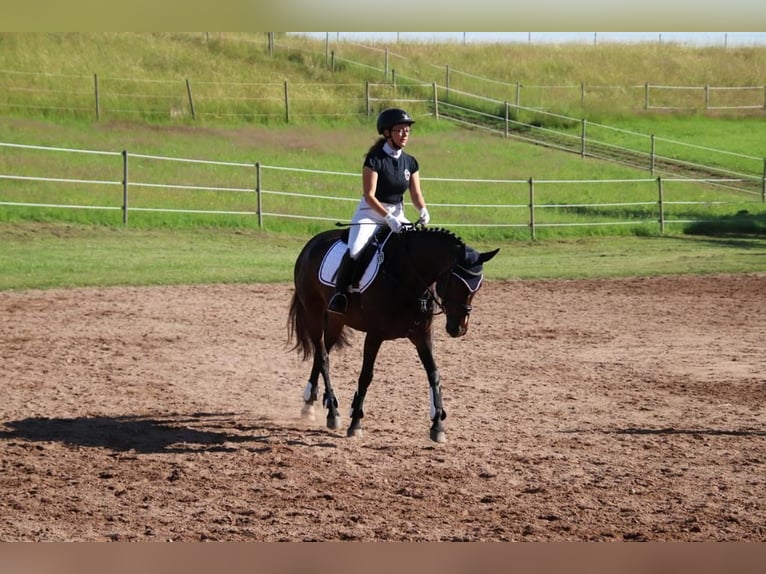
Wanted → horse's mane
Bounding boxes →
[406,227,490,275]
[404,226,466,248]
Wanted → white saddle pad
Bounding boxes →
[318,240,382,293]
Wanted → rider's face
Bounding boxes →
[389,124,411,146]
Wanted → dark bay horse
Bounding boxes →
[287,225,499,442]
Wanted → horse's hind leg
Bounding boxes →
[318,344,342,430]
[301,349,322,421]
[302,342,341,429]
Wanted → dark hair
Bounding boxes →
[365,136,387,157]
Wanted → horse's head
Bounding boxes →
[396,228,499,336]
[436,245,500,337]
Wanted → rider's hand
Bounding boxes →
[384,212,402,233]
[418,207,430,225]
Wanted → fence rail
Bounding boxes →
[3,67,765,122]
[3,68,764,196]
[1,141,763,240]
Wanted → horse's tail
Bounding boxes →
[288,289,351,361]
[287,290,312,361]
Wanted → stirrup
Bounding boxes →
[328,293,348,314]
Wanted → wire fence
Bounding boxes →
[2,32,765,196]
[2,59,765,195]
[5,67,762,121]
[1,140,763,240]
[276,37,766,112]
[301,32,766,48]
[2,70,765,195]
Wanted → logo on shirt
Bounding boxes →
[404,169,411,182]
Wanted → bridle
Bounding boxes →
[390,226,482,318]
[432,263,484,317]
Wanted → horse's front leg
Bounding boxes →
[347,334,383,438]
[413,330,447,443]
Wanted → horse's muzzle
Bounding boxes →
[446,304,472,337]
[446,318,469,338]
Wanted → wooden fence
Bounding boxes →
[2,70,764,196]
[3,69,764,123]
[1,141,763,240]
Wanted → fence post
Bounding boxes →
[445,65,450,101]
[365,81,370,117]
[515,82,521,108]
[122,150,129,226]
[650,134,656,174]
[185,79,196,119]
[657,176,665,234]
[433,83,439,121]
[644,82,649,110]
[256,162,263,229]
[762,158,766,203]
[268,32,274,57]
[284,81,289,123]
[580,119,587,158]
[504,102,509,138]
[705,84,710,110]
[94,73,100,120]
[528,177,536,240]
[384,48,389,81]
[580,82,585,107]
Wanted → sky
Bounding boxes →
[293,32,766,47]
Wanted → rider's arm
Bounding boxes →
[362,166,389,217]
[408,171,426,211]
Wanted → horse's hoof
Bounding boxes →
[347,427,363,438]
[430,429,447,443]
[326,416,342,430]
[301,404,316,421]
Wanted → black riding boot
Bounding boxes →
[328,251,356,314]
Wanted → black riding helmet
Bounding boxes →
[376,108,416,135]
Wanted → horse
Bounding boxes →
[287,224,499,443]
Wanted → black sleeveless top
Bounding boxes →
[363,146,419,205]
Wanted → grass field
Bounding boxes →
[1,34,765,290]
[1,222,764,291]
[2,118,764,241]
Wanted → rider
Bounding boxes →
[328,108,431,315]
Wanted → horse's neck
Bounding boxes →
[387,231,460,287]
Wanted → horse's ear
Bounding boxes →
[478,248,500,264]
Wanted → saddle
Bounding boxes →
[319,227,391,292]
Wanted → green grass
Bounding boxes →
[2,117,765,244]
[0,224,306,290]
[2,222,764,291]
[1,34,765,291]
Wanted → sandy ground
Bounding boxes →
[1,273,765,541]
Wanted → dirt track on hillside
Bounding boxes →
[1,274,765,541]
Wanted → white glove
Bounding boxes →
[418,206,430,225]
[384,212,402,233]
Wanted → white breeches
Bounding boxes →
[347,198,409,259]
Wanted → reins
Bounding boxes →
[424,284,446,316]
[395,224,465,318]
[332,221,471,318]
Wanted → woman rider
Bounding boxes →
[328,108,431,315]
